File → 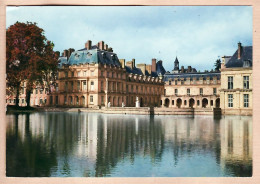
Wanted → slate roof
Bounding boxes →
[225,46,252,68]
[58,56,69,68]
[156,60,166,75]
[65,49,121,67]
[163,72,220,82]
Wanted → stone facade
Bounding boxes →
[49,40,164,108]
[6,41,253,116]
[220,43,253,115]
[162,71,221,109]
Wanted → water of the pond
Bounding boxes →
[6,112,252,177]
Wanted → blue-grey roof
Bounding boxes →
[66,49,121,66]
[225,46,252,68]
[58,56,69,68]
[156,60,166,75]
[125,66,143,75]
[163,72,221,82]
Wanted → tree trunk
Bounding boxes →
[26,89,32,107]
[15,84,20,107]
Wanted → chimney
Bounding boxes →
[132,59,136,68]
[188,66,192,73]
[68,48,75,58]
[137,64,146,75]
[181,66,184,73]
[238,42,242,59]
[104,44,108,51]
[98,41,105,50]
[152,58,156,72]
[63,49,68,58]
[146,65,152,74]
[85,40,92,50]
[119,59,125,68]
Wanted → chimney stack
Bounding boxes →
[119,59,125,68]
[132,59,135,69]
[137,64,146,75]
[98,41,105,50]
[238,42,242,59]
[85,40,92,50]
[63,49,68,58]
[188,66,192,73]
[104,44,108,51]
[68,48,75,59]
[181,66,184,73]
[152,58,156,73]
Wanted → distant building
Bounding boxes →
[50,40,165,108]
[220,42,252,115]
[162,57,221,108]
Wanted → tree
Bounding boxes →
[6,22,59,107]
[214,59,221,71]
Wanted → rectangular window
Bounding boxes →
[107,72,110,78]
[101,96,104,104]
[228,76,233,89]
[126,85,128,92]
[65,71,68,78]
[83,71,87,76]
[22,99,24,104]
[101,81,104,91]
[40,89,43,94]
[101,71,104,77]
[91,71,94,76]
[40,98,43,104]
[77,82,80,91]
[91,81,94,91]
[71,82,74,91]
[175,89,178,95]
[65,82,68,92]
[187,88,190,95]
[55,96,58,105]
[71,71,74,77]
[243,76,249,89]
[77,71,81,77]
[181,80,184,85]
[200,88,203,95]
[35,88,38,94]
[228,94,233,107]
[45,88,48,94]
[213,88,217,95]
[175,80,177,85]
[90,95,93,103]
[169,81,171,85]
[64,96,67,104]
[83,82,86,91]
[244,94,249,107]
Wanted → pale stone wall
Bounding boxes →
[220,67,252,115]
[162,76,221,109]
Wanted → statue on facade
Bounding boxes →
[135,96,140,107]
[108,102,111,107]
[122,102,125,107]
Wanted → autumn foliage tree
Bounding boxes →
[6,22,59,107]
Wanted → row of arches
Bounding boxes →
[164,98,220,108]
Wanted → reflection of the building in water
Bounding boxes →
[6,113,252,177]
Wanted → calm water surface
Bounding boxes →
[6,112,252,177]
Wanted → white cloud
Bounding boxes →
[6,6,252,71]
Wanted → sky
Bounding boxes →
[6,6,252,72]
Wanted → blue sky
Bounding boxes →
[6,6,252,72]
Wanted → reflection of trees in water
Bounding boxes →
[6,113,252,177]
[6,113,57,177]
[95,115,165,176]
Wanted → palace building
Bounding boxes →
[220,42,252,115]
[162,57,221,109]
[6,41,253,115]
[49,40,165,108]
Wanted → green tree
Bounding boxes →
[6,22,59,107]
[214,59,221,71]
